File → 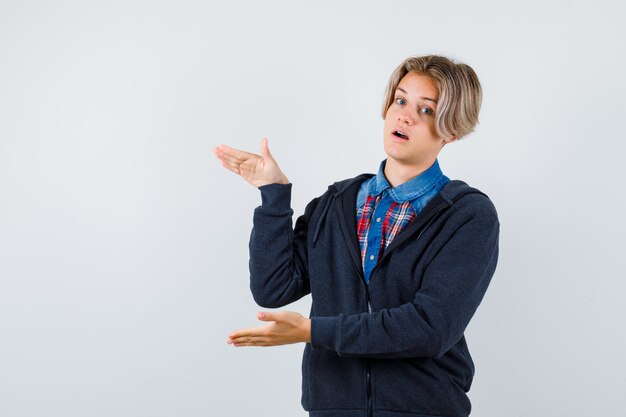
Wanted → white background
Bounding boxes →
[1,1,625,416]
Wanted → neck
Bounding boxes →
[383,157,436,188]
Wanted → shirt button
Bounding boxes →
[369,255,375,261]
[376,217,381,222]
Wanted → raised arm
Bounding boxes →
[247,183,320,308]
[214,138,317,309]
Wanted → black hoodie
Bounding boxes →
[249,175,499,417]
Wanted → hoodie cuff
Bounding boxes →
[258,183,292,214]
[311,316,339,351]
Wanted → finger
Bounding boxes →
[232,340,273,347]
[228,325,268,340]
[214,148,248,175]
[228,335,252,344]
[227,333,274,347]
[218,159,241,175]
[218,156,242,170]
[214,146,248,165]
[216,144,259,161]
[228,335,272,345]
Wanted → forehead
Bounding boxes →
[397,71,439,100]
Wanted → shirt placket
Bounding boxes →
[363,192,393,283]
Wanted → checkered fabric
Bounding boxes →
[356,194,415,269]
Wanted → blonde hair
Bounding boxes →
[382,55,482,140]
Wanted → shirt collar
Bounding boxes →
[368,158,445,204]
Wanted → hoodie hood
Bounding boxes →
[440,179,489,204]
[330,173,376,196]
[312,175,489,248]
[311,174,374,247]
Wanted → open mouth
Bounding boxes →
[393,130,409,140]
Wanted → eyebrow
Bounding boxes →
[396,87,438,104]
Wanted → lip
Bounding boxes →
[391,128,410,142]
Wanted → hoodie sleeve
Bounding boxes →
[310,207,500,358]
[248,183,321,308]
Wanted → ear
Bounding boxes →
[441,134,458,146]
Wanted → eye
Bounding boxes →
[419,107,434,116]
[394,97,406,105]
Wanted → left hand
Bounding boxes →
[227,311,311,347]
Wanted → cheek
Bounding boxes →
[384,106,397,121]
[383,114,394,131]
[423,117,439,136]
[383,113,390,126]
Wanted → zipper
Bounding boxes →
[367,205,446,280]
[365,284,373,417]
[332,182,475,417]
[361,207,440,416]
[348,256,372,416]
[353,265,373,416]
[360,205,443,417]
[348,228,372,417]
[366,359,373,417]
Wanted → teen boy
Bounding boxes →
[214,55,499,417]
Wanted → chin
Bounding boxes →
[384,150,410,164]
[384,140,409,159]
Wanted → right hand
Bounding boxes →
[213,138,289,188]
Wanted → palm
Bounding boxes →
[239,154,268,182]
[214,139,289,188]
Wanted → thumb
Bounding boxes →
[257,311,279,322]
[260,138,275,162]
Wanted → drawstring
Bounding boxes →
[416,211,440,241]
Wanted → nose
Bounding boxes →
[397,107,415,125]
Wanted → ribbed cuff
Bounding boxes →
[258,183,292,213]
[311,316,339,351]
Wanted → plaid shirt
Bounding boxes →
[356,159,449,283]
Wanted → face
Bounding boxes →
[383,71,452,171]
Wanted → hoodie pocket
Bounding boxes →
[372,357,470,416]
[306,349,366,410]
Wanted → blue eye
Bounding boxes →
[395,97,406,105]
[420,107,434,116]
